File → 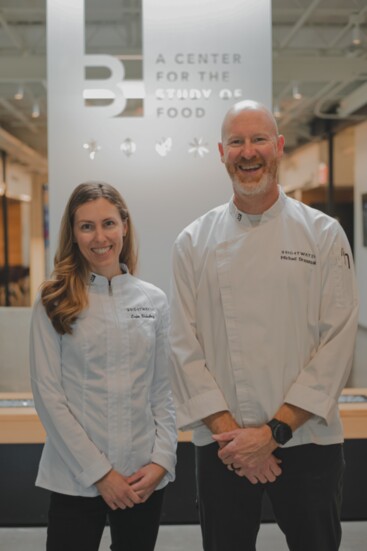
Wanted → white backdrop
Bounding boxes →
[47,0,271,293]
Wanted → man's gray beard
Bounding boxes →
[231,173,272,197]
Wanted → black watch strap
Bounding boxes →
[267,418,293,445]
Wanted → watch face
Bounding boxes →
[269,419,292,445]
[275,424,291,444]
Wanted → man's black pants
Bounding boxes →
[46,488,165,551]
[196,442,345,551]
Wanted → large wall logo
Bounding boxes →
[47,0,271,291]
[83,55,144,118]
[154,52,243,120]
[81,51,245,120]
[80,49,246,158]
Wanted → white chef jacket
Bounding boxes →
[170,187,359,447]
[30,270,177,496]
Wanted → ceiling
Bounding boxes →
[1,0,367,172]
[273,0,367,149]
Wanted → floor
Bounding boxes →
[1,522,367,550]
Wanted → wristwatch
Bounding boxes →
[267,418,293,446]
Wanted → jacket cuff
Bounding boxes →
[285,382,337,425]
[151,451,176,482]
[175,389,229,431]
[77,453,112,488]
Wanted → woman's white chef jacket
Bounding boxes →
[170,187,359,447]
[30,270,177,496]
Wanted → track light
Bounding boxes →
[352,24,361,46]
[273,103,281,119]
[292,83,302,100]
[31,101,40,118]
[350,13,363,46]
[14,85,24,100]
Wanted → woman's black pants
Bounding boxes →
[46,489,165,551]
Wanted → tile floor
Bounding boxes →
[1,522,367,550]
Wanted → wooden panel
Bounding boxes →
[1,390,367,444]
[0,393,46,443]
[339,387,367,439]
[298,185,354,206]
[0,199,22,265]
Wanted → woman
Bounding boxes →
[30,182,177,551]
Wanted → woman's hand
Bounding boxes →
[127,463,167,502]
[95,469,142,510]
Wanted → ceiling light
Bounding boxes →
[352,24,361,46]
[349,13,363,46]
[292,83,302,100]
[14,85,24,101]
[273,103,281,119]
[31,101,40,118]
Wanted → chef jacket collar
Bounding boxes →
[89,263,129,286]
[229,185,286,226]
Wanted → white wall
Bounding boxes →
[47,0,272,295]
[354,121,367,328]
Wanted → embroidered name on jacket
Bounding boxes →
[280,250,316,265]
[127,307,156,319]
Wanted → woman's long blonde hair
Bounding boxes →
[41,182,137,335]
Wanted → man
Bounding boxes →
[169,100,359,551]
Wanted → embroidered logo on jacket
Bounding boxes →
[280,250,316,265]
[127,307,156,319]
[341,248,350,269]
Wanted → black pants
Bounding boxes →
[46,489,165,551]
[196,443,345,551]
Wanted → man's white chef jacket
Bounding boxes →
[169,187,359,447]
[30,271,177,496]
